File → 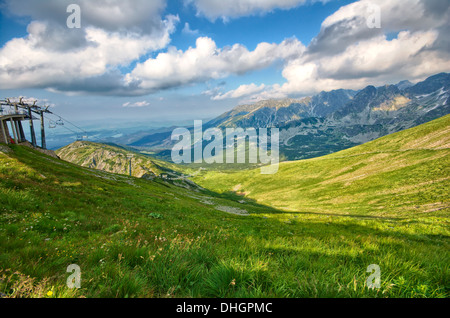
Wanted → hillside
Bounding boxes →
[193,114,450,216]
[56,141,188,179]
[1,139,449,298]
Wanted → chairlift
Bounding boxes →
[49,120,56,129]
[76,134,83,141]
[56,118,64,126]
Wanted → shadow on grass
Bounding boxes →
[204,189,405,221]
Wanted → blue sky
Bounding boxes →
[0,0,449,129]
[166,0,354,50]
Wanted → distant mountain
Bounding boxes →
[207,90,358,129]
[405,72,450,95]
[310,89,359,117]
[396,80,414,90]
[279,73,450,159]
[205,98,310,129]
[127,73,450,161]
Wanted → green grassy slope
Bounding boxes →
[56,141,189,178]
[0,130,449,298]
[193,114,450,217]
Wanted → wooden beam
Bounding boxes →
[1,120,8,144]
[10,119,18,144]
[28,107,37,147]
[14,120,21,142]
[18,121,26,143]
[127,154,133,176]
[40,111,46,149]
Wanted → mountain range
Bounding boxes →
[117,72,450,161]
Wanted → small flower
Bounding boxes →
[47,291,53,297]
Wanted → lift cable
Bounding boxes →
[43,114,79,136]
[50,113,88,137]
[44,113,88,140]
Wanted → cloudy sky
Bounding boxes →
[0,0,449,127]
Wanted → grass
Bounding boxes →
[0,116,449,298]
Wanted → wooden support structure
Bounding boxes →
[14,121,20,142]
[0,119,9,144]
[40,111,46,149]
[18,121,26,143]
[0,98,52,149]
[10,119,18,143]
[28,107,37,147]
[1,117,28,144]
[127,154,133,176]
[1,98,88,148]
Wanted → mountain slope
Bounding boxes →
[56,141,185,179]
[1,134,449,298]
[193,114,450,216]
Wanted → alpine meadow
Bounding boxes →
[0,0,449,304]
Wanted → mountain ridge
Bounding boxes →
[114,73,449,161]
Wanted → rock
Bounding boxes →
[216,206,249,216]
[0,145,12,154]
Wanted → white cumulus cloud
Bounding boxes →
[123,101,151,108]
[126,37,305,92]
[186,0,315,21]
[212,83,266,100]
[0,0,179,94]
[240,0,450,101]
[0,13,179,93]
[182,22,200,35]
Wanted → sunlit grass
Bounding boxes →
[0,115,449,298]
